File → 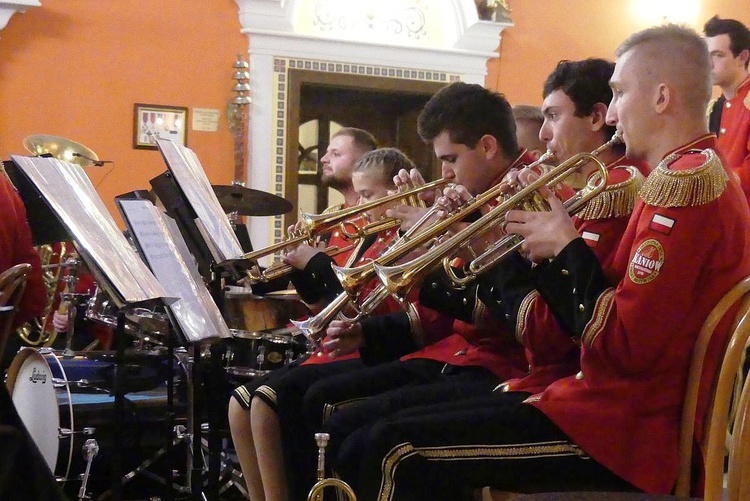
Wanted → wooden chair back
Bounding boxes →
[675,275,750,499]
[0,263,32,358]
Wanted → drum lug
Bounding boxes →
[60,427,73,438]
[82,427,96,435]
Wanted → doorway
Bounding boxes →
[285,69,445,226]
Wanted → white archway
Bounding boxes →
[234,0,512,251]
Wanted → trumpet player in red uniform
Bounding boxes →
[351,25,750,501]
[307,58,648,494]
[228,147,412,501]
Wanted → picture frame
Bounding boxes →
[133,103,188,150]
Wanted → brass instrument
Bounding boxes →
[16,242,68,346]
[307,432,357,501]
[373,134,622,301]
[23,134,102,167]
[292,205,443,343]
[244,178,449,283]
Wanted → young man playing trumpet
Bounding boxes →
[306,59,646,495]
[228,147,414,501]
[351,25,750,500]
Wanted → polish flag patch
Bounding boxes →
[582,231,600,246]
[649,214,675,235]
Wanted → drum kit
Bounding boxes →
[4,135,308,500]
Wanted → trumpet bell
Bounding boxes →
[23,134,100,167]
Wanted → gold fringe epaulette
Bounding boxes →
[639,148,728,208]
[577,166,645,220]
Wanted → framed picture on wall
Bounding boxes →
[133,103,188,150]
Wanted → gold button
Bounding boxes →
[726,102,732,108]
[578,304,585,311]
[462,298,467,305]
[575,371,584,380]
[561,269,569,276]
[505,313,511,320]
[572,287,577,294]
[334,231,340,237]
[720,128,727,134]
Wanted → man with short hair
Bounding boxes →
[704,15,750,202]
[512,104,547,160]
[352,25,750,500]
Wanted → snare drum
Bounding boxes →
[223,289,309,332]
[224,327,307,380]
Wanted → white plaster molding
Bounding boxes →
[0,0,40,31]
[234,0,511,251]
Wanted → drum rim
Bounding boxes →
[229,328,264,340]
[6,348,72,480]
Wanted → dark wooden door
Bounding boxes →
[285,70,444,225]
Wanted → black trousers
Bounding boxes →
[316,368,502,485]
[352,394,639,501]
[230,357,365,500]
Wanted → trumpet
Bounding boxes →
[292,205,443,342]
[373,134,622,301]
[243,178,449,283]
[308,432,357,501]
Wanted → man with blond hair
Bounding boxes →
[350,24,750,500]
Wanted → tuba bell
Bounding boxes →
[16,242,68,346]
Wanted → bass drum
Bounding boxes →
[6,348,80,483]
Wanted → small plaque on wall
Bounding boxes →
[192,108,221,132]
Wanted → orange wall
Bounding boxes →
[0,0,246,225]
[1,0,750,226]
[490,0,750,105]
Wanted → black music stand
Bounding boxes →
[10,154,173,501]
[3,159,71,245]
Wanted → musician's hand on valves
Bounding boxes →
[323,320,364,358]
[52,310,68,333]
[504,186,579,263]
[282,242,325,270]
[435,184,472,216]
[385,205,430,232]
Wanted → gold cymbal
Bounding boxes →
[23,134,100,167]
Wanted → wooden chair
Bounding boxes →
[484,275,750,501]
[676,275,750,500]
[0,263,32,360]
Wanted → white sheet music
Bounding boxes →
[156,139,244,263]
[11,155,167,306]
[119,199,231,343]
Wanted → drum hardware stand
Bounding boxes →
[78,438,99,501]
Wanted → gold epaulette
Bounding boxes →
[577,166,645,220]
[640,148,728,208]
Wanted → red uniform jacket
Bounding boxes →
[0,175,46,327]
[398,150,539,380]
[712,77,750,204]
[529,135,750,494]
[303,228,401,365]
[503,160,646,393]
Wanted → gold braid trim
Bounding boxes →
[380,440,587,501]
[471,286,486,325]
[706,97,719,125]
[405,302,425,347]
[581,288,616,348]
[639,148,728,208]
[254,385,278,406]
[515,290,540,345]
[578,166,645,220]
